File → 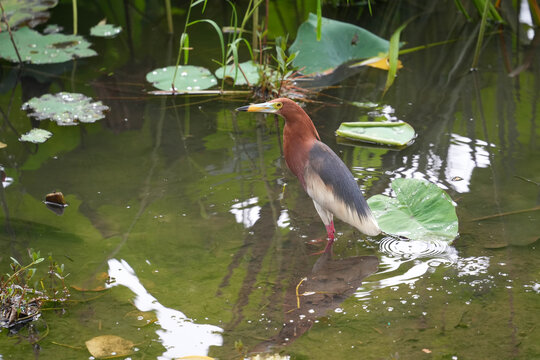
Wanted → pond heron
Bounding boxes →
[236,98,381,253]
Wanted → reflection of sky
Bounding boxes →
[445,134,492,193]
[230,197,261,228]
[107,259,223,360]
[520,0,535,40]
[393,133,493,194]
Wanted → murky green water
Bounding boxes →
[1,1,539,359]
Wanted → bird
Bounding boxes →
[236,98,381,253]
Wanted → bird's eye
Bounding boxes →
[275,102,283,109]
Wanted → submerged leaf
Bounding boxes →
[0,27,97,64]
[0,0,58,31]
[215,60,260,86]
[90,23,122,38]
[85,335,134,358]
[367,178,458,242]
[336,121,415,146]
[146,65,217,91]
[289,13,389,75]
[19,128,53,143]
[22,92,109,126]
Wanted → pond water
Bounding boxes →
[1,1,539,359]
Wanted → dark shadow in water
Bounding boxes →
[251,252,379,353]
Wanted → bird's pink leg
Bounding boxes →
[323,221,336,253]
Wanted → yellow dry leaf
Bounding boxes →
[85,335,134,358]
[0,142,6,149]
[350,56,404,70]
[175,356,215,360]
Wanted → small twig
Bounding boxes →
[514,175,540,187]
[51,341,84,350]
[0,2,23,64]
[295,277,307,309]
[471,206,540,222]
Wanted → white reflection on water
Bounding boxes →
[230,197,261,228]
[445,134,491,193]
[355,237,458,300]
[520,0,535,40]
[107,259,223,360]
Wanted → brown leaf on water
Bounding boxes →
[85,335,134,358]
[72,272,110,292]
[175,356,215,360]
[422,348,432,353]
[45,191,67,205]
[0,141,6,149]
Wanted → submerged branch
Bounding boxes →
[471,206,540,222]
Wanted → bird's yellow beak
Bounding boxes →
[236,101,280,113]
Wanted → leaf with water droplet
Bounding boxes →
[336,121,415,147]
[0,27,96,64]
[0,0,58,31]
[215,60,260,86]
[367,178,458,242]
[19,128,53,143]
[146,65,217,91]
[90,22,122,38]
[22,92,109,126]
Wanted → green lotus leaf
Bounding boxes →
[19,128,53,143]
[367,178,459,242]
[0,0,58,31]
[215,60,260,86]
[146,65,218,91]
[289,13,390,75]
[90,23,122,38]
[0,27,97,64]
[336,121,415,146]
[22,92,109,126]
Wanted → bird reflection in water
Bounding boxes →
[252,252,379,353]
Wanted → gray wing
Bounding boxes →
[304,141,381,236]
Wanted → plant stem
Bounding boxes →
[72,0,78,35]
[0,2,23,64]
[165,0,173,34]
[471,206,540,222]
[471,0,491,69]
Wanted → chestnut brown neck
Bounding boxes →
[280,102,320,188]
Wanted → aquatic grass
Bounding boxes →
[164,0,173,33]
[471,0,491,69]
[453,0,472,21]
[383,19,411,97]
[72,0,77,35]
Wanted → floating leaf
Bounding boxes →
[0,142,6,149]
[215,60,260,86]
[85,335,134,358]
[19,128,52,143]
[289,13,389,75]
[336,121,415,146]
[146,65,217,91]
[0,27,97,64]
[22,92,109,126]
[90,22,122,38]
[367,178,458,242]
[0,0,58,31]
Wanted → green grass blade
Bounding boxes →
[188,19,226,87]
[316,0,322,41]
[471,0,491,69]
[453,0,472,21]
[383,20,410,97]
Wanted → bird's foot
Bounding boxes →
[309,238,334,256]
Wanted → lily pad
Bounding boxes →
[0,27,97,64]
[215,60,260,86]
[22,92,109,126]
[19,128,52,143]
[85,335,134,358]
[0,0,58,31]
[336,121,415,146]
[146,65,217,91]
[367,178,458,242]
[90,23,122,38]
[289,13,390,75]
